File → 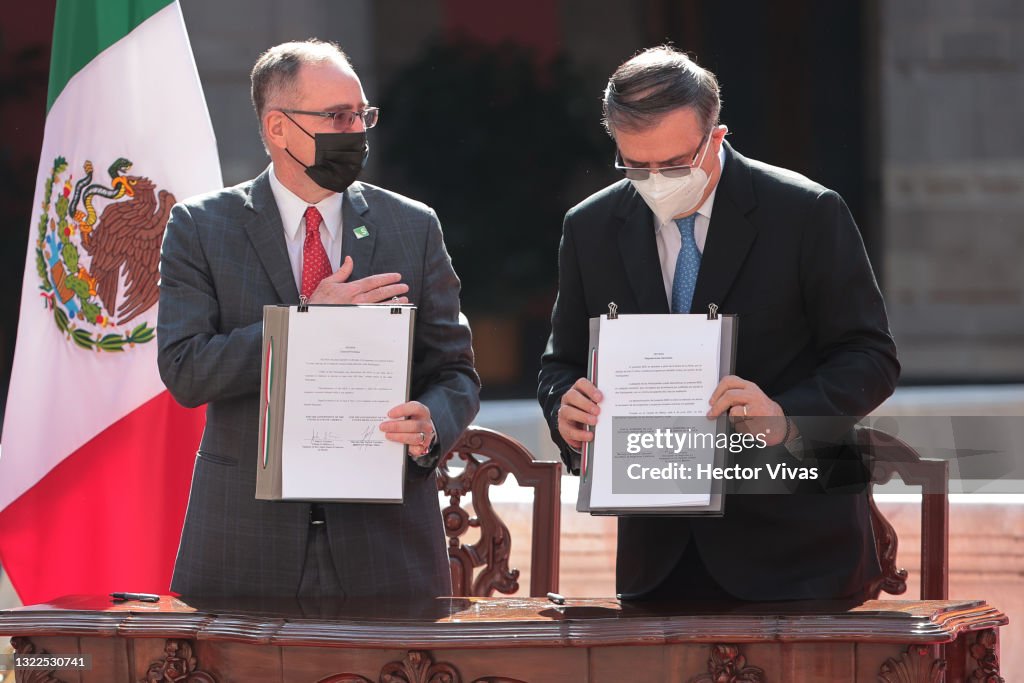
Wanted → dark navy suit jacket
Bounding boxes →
[539,143,899,600]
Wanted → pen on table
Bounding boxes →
[110,592,160,602]
[546,592,566,605]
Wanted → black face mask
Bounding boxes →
[283,114,369,193]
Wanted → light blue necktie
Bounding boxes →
[671,214,701,314]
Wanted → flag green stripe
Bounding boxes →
[47,0,175,112]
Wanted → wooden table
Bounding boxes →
[0,595,1008,682]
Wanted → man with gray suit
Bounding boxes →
[157,39,479,599]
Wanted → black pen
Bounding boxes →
[110,592,160,602]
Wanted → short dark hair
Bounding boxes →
[250,39,353,143]
[602,46,721,137]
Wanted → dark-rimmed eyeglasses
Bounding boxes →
[614,130,712,181]
[278,107,380,131]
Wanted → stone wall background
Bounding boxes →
[881,0,1024,380]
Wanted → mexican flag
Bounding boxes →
[0,0,221,604]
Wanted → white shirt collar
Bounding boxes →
[268,163,344,242]
[655,142,727,233]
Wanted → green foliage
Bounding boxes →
[36,209,48,241]
[80,301,101,324]
[35,249,51,289]
[64,274,89,300]
[54,305,69,333]
[71,328,93,350]
[37,229,159,350]
[55,193,69,220]
[97,334,126,352]
[36,158,65,241]
[53,315,154,352]
[62,242,79,271]
[128,323,155,344]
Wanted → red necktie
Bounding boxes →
[300,206,332,301]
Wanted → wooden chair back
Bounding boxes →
[859,425,950,600]
[437,426,561,597]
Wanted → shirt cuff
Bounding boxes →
[410,429,439,468]
[784,435,806,460]
[566,443,583,475]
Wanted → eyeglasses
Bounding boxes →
[614,131,712,181]
[278,107,380,130]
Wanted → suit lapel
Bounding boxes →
[244,168,300,304]
[615,185,670,314]
[691,143,758,313]
[341,182,377,280]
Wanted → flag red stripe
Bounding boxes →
[0,391,203,605]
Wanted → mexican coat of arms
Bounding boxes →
[35,156,175,352]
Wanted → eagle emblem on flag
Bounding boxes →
[35,156,176,352]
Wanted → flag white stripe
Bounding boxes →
[0,3,221,510]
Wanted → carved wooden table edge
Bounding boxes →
[0,595,1008,649]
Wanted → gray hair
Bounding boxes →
[602,46,721,137]
[250,39,353,143]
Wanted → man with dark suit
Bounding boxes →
[158,39,479,599]
[538,46,899,601]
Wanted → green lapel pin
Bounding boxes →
[353,225,369,239]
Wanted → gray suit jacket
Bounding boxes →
[157,168,480,598]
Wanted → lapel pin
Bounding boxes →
[353,225,369,239]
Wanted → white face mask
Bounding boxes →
[626,135,714,224]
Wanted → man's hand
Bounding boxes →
[557,378,603,451]
[380,401,436,458]
[307,256,410,304]
[707,375,791,446]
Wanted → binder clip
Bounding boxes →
[607,302,619,320]
[298,296,309,313]
[707,303,719,320]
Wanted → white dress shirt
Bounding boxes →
[268,164,344,293]
[651,146,803,452]
[654,144,727,304]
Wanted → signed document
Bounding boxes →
[256,304,414,502]
[577,309,737,515]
